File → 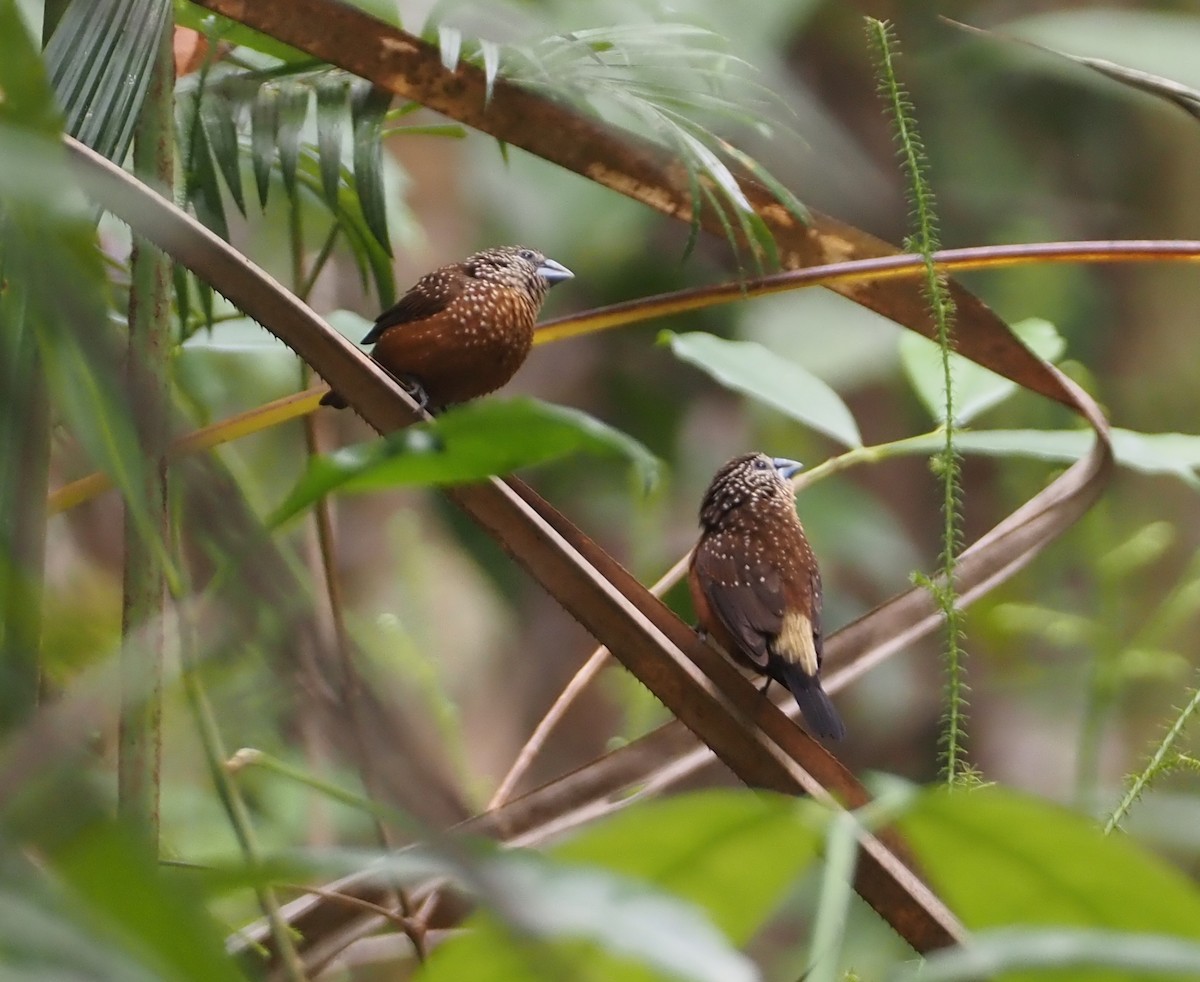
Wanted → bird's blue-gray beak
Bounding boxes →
[772,457,804,480]
[537,258,574,285]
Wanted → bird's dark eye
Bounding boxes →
[518,249,536,261]
[752,458,769,470]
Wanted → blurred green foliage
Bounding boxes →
[4,0,1200,978]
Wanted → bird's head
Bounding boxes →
[698,452,802,528]
[465,245,574,302]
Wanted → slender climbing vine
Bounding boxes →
[1106,683,1200,833]
[866,18,969,785]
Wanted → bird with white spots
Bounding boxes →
[321,245,573,412]
[688,452,845,740]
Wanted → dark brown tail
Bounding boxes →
[319,389,347,409]
[779,662,845,740]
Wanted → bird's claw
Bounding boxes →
[396,374,431,412]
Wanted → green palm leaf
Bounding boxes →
[44,0,171,163]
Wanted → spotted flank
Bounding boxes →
[688,451,846,740]
[322,245,573,412]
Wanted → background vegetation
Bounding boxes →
[4,0,1200,978]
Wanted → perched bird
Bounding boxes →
[321,245,573,411]
[688,452,845,740]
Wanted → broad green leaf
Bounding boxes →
[44,0,170,163]
[552,791,824,945]
[420,851,756,982]
[0,878,162,982]
[1109,430,1200,487]
[900,785,1200,939]
[895,928,1200,982]
[351,81,393,252]
[663,331,862,448]
[273,398,659,524]
[899,428,1200,489]
[315,76,350,208]
[51,821,246,982]
[900,318,1066,425]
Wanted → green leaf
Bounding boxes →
[172,263,192,339]
[250,84,279,207]
[421,851,757,982]
[0,876,162,982]
[674,126,752,212]
[273,398,660,525]
[895,928,1200,982]
[0,11,156,565]
[552,791,823,946]
[274,81,310,198]
[716,137,810,227]
[900,317,1066,425]
[199,87,246,215]
[173,2,310,63]
[44,0,171,163]
[291,150,396,307]
[350,81,393,252]
[900,785,1200,938]
[899,428,1200,489]
[315,76,350,208]
[1003,9,1200,98]
[51,821,246,982]
[663,331,862,449]
[180,92,229,240]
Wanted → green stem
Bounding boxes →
[805,811,858,982]
[1106,683,1200,834]
[797,431,946,487]
[866,17,967,785]
[177,613,308,981]
[290,205,421,953]
[118,10,174,840]
[0,307,49,726]
[298,223,341,303]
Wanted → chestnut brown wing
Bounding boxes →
[361,271,459,344]
[691,538,785,670]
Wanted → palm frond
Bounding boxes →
[173,52,415,302]
[44,0,171,162]
[431,14,808,265]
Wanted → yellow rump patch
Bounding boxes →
[777,611,818,677]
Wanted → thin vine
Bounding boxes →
[866,18,969,785]
[1106,682,1200,834]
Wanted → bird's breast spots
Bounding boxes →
[776,610,818,676]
